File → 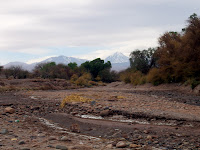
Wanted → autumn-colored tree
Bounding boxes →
[154,13,200,83]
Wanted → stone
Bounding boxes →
[56,145,68,150]
[48,136,57,141]
[116,141,127,148]
[106,144,113,149]
[129,144,141,148]
[100,110,110,117]
[147,135,152,140]
[4,107,15,114]
[11,138,17,141]
[20,148,30,150]
[47,145,55,148]
[0,129,8,134]
[143,130,149,134]
[90,101,96,106]
[60,136,70,141]
[19,140,25,145]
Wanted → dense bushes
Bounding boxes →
[120,69,146,85]
[33,62,74,79]
[4,66,29,79]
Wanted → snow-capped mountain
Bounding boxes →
[40,55,87,66]
[4,56,88,71]
[104,52,130,71]
[105,52,129,63]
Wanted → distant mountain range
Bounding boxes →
[4,52,130,71]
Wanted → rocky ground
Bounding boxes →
[0,80,200,150]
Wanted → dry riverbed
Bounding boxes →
[1,81,200,149]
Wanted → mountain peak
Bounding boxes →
[105,52,129,63]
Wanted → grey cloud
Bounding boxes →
[0,0,200,54]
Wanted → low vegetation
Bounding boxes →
[60,94,92,108]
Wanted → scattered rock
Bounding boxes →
[100,110,111,117]
[19,140,25,145]
[106,144,113,149]
[133,134,143,140]
[144,130,149,134]
[116,141,127,148]
[147,135,152,140]
[47,145,55,148]
[56,145,68,150]
[0,129,8,134]
[48,136,57,141]
[4,107,15,114]
[60,136,71,141]
[129,143,141,148]
[90,101,96,106]
[11,138,17,141]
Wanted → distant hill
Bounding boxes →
[3,62,36,71]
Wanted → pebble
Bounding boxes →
[4,107,15,114]
[129,143,141,148]
[144,130,149,134]
[48,136,57,141]
[106,144,113,148]
[47,145,55,148]
[56,145,68,150]
[11,138,17,141]
[116,141,127,148]
[19,140,25,145]
[0,129,8,134]
[60,136,70,141]
[100,110,110,117]
[147,135,152,140]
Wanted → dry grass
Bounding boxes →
[60,94,93,108]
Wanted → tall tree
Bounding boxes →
[129,48,156,74]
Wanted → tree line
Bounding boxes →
[0,58,118,86]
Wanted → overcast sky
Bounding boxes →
[0,0,200,65]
